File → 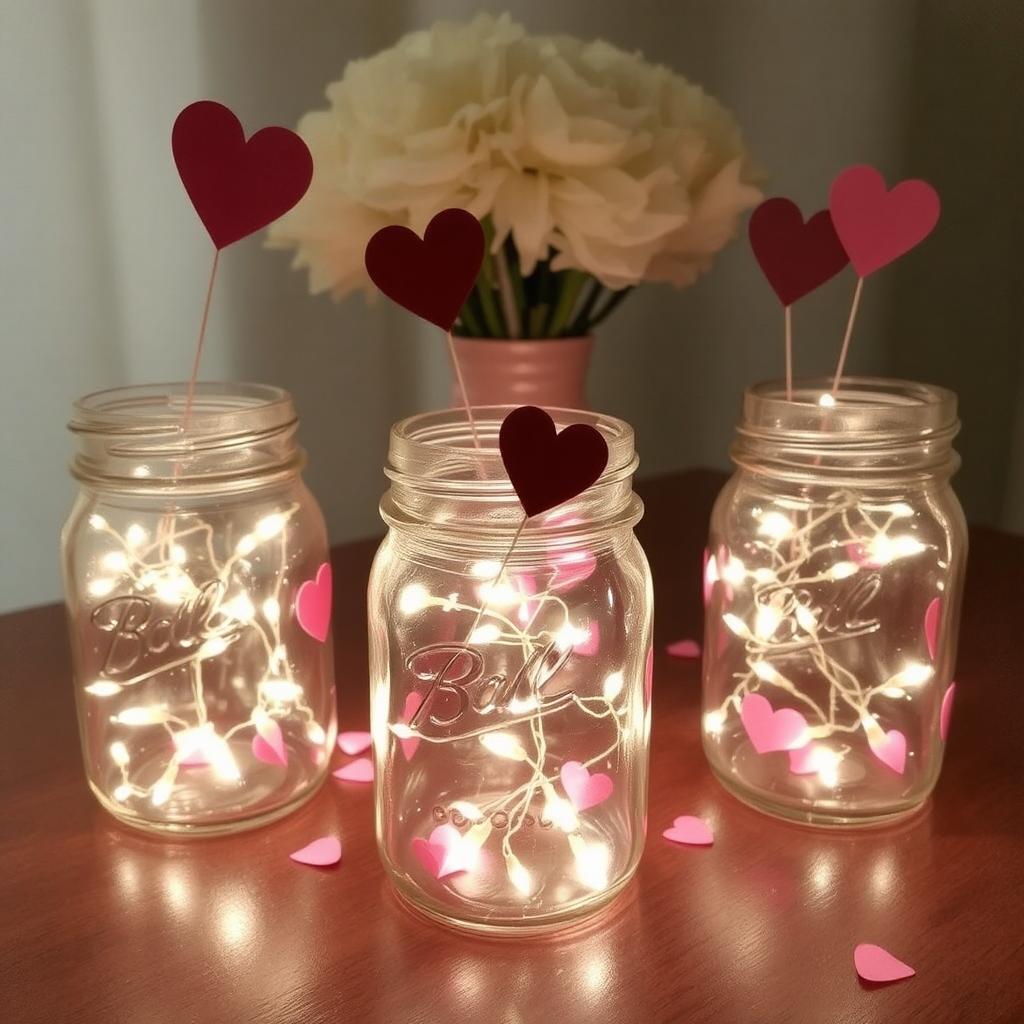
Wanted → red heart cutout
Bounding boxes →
[364,209,485,331]
[748,198,849,306]
[172,100,313,250]
[829,165,940,277]
[499,406,609,518]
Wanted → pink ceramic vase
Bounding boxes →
[449,336,593,411]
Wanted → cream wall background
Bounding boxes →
[1,0,1020,613]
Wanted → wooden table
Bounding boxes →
[3,471,1022,1024]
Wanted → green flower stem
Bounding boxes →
[528,304,550,338]
[504,236,527,329]
[546,270,587,337]
[567,278,605,336]
[492,246,522,338]
[476,218,506,337]
[587,285,634,330]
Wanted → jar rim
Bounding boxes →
[70,382,294,439]
[742,377,959,440]
[386,405,638,491]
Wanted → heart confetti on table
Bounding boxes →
[365,208,485,332]
[829,165,941,278]
[748,197,849,307]
[741,693,810,754]
[854,943,916,984]
[867,726,907,775]
[662,815,714,846]
[173,100,314,251]
[333,757,373,783]
[338,731,372,756]
[560,760,613,811]
[289,836,342,867]
[499,406,609,518]
[295,562,332,643]
[412,824,475,879]
[666,638,702,659]
[940,683,956,742]
[924,596,942,661]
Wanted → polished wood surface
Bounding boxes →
[2,470,1022,1024]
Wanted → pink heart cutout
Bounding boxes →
[560,760,613,811]
[252,732,288,767]
[289,836,341,867]
[333,757,373,783]
[741,693,810,754]
[924,596,942,661]
[829,164,940,277]
[788,743,823,775]
[666,638,702,660]
[854,943,915,983]
[338,731,372,756]
[868,728,907,774]
[295,562,332,643]
[662,815,714,846]
[940,683,956,742]
[412,824,475,879]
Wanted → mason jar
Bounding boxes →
[702,378,966,826]
[368,407,652,934]
[62,383,336,835]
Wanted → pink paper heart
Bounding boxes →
[868,727,907,774]
[338,731,372,756]
[412,824,475,879]
[829,165,940,277]
[788,743,822,775]
[295,562,332,643]
[333,757,373,783]
[666,638,702,659]
[252,732,288,767]
[662,815,714,846]
[400,692,422,761]
[560,760,613,811]
[924,596,942,661]
[741,693,810,754]
[174,726,212,767]
[940,682,956,742]
[854,943,915,983]
[289,836,341,867]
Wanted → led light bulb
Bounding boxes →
[754,604,783,640]
[305,721,326,745]
[827,561,858,580]
[235,534,257,556]
[199,636,228,659]
[256,513,286,540]
[505,852,533,895]
[87,578,117,598]
[602,671,624,701]
[116,705,170,726]
[569,835,610,891]
[469,623,501,645]
[722,613,751,639]
[86,680,122,697]
[750,659,778,683]
[113,783,132,802]
[101,551,129,572]
[480,732,527,760]
[703,710,725,735]
[88,514,107,530]
[259,679,302,703]
[125,524,147,548]
[262,598,280,624]
[398,583,431,615]
[109,741,130,766]
[758,511,794,540]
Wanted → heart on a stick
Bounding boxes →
[748,197,849,306]
[829,165,940,277]
[499,406,609,518]
[365,208,485,331]
[173,100,313,250]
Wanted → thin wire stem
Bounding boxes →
[445,329,481,449]
[831,276,864,396]
[183,248,220,430]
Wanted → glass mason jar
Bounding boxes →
[368,407,653,934]
[62,383,336,835]
[702,378,966,826]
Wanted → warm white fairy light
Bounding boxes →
[305,721,326,745]
[505,851,533,895]
[88,513,108,530]
[818,392,836,408]
[113,783,133,802]
[88,578,117,598]
[399,583,431,615]
[480,732,528,761]
[260,679,303,703]
[255,513,286,540]
[723,613,752,639]
[262,597,280,624]
[602,671,624,701]
[468,623,501,645]
[754,604,783,640]
[116,705,171,726]
[827,560,858,580]
[569,834,610,891]
[758,511,794,540]
[451,800,485,823]
[703,709,725,735]
[470,559,502,579]
[125,523,147,548]
[86,680,122,697]
[109,741,130,767]
[720,555,746,586]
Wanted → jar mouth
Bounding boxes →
[385,406,638,494]
[741,377,959,441]
[69,383,301,488]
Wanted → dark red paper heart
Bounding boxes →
[364,209,485,331]
[499,406,609,519]
[748,197,849,306]
[172,100,313,250]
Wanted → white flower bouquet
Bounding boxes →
[269,13,760,339]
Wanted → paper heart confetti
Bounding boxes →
[365,208,485,331]
[560,760,613,812]
[748,197,850,306]
[338,731,372,756]
[412,824,476,879]
[741,693,810,754]
[399,692,423,761]
[666,638,702,659]
[333,757,373,783]
[868,727,907,775]
[499,406,609,518]
[924,596,942,661]
[854,943,915,984]
[173,100,313,250]
[940,683,956,742]
[829,164,940,277]
[662,815,714,846]
[252,732,288,767]
[289,836,341,867]
[295,562,332,643]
